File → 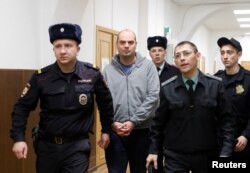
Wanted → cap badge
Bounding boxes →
[79,94,87,105]
[156,39,159,43]
[60,27,65,33]
[236,84,244,94]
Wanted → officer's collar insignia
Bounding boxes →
[79,94,87,105]
[78,79,92,83]
[236,84,244,94]
[21,83,31,97]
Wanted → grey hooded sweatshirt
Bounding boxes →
[102,52,160,129]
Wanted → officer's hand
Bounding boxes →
[97,133,110,149]
[12,141,28,159]
[146,154,158,170]
[235,135,248,152]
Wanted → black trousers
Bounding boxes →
[36,138,91,173]
[105,129,150,173]
[163,149,216,173]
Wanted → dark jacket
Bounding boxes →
[10,61,114,142]
[149,71,235,156]
[159,62,179,84]
[215,65,250,140]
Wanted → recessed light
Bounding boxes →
[240,24,250,28]
[237,18,250,22]
[234,10,250,15]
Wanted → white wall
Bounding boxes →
[0,0,40,69]
[0,0,143,69]
[1,0,250,72]
[191,26,211,74]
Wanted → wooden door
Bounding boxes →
[95,26,118,167]
[241,61,250,71]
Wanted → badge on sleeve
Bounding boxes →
[236,85,244,94]
[79,94,87,105]
[21,83,31,97]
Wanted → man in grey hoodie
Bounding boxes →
[103,29,160,173]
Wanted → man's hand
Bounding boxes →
[235,135,248,152]
[112,121,135,136]
[12,141,28,159]
[146,154,158,170]
[120,121,135,136]
[97,133,110,149]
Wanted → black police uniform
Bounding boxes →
[10,61,114,173]
[149,71,235,173]
[154,62,179,173]
[159,62,179,84]
[215,65,250,159]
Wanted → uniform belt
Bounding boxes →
[41,134,89,144]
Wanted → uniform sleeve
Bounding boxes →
[242,99,250,139]
[217,82,236,156]
[149,88,168,154]
[94,71,114,133]
[10,73,40,142]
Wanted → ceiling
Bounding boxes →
[172,0,250,35]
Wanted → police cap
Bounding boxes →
[217,37,242,52]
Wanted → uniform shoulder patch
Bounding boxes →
[161,75,177,87]
[205,73,222,81]
[21,83,31,97]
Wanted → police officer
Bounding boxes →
[215,37,250,161]
[10,23,114,173]
[147,36,179,173]
[146,41,235,173]
[147,36,179,83]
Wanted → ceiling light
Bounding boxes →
[234,10,250,15]
[240,24,250,28]
[237,18,250,22]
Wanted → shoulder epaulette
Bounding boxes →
[37,69,42,74]
[205,73,222,81]
[36,66,50,75]
[161,75,177,87]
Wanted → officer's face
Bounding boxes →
[220,44,241,69]
[116,30,137,58]
[53,39,80,65]
[174,44,200,78]
[149,47,166,67]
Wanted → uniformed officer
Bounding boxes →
[147,36,179,173]
[147,36,179,83]
[146,41,235,173]
[10,23,114,173]
[215,37,250,161]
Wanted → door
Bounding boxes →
[95,26,118,166]
[241,61,250,71]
